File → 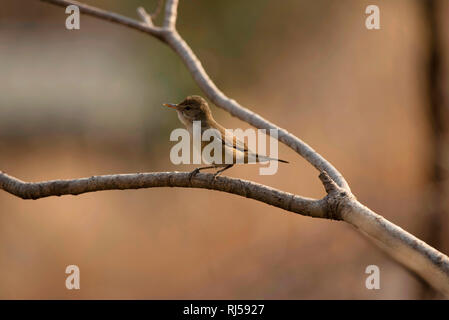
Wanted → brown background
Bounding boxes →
[0,0,448,299]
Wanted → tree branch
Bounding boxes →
[0,171,327,219]
[2,169,449,295]
[163,0,178,30]
[43,0,165,40]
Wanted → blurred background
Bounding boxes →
[0,0,448,299]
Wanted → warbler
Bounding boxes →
[164,95,288,177]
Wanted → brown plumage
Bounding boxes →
[164,95,288,177]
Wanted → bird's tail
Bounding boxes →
[256,155,289,163]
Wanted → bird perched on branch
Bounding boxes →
[164,95,288,178]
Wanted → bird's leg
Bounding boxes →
[213,164,234,179]
[189,165,217,181]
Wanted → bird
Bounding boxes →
[163,95,288,178]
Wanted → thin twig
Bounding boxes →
[137,7,153,27]
[42,0,165,40]
[137,0,164,27]
[151,0,164,19]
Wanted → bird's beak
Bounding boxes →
[163,103,178,110]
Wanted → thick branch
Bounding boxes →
[40,0,350,192]
[137,7,153,27]
[0,171,326,219]
[343,201,449,296]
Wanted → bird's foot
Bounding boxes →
[212,164,233,180]
[188,168,200,182]
[212,171,223,180]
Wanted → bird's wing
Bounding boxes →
[210,123,251,153]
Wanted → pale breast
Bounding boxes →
[177,111,193,133]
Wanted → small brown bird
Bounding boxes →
[164,95,288,177]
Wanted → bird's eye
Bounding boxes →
[185,106,191,111]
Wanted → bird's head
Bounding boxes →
[164,95,213,124]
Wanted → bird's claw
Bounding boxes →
[212,171,221,180]
[189,168,200,181]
